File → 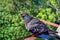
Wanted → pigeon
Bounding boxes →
[21,12,60,40]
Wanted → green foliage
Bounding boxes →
[35,37,44,40]
[0,0,60,40]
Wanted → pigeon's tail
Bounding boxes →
[38,30,60,40]
[49,33,60,40]
[37,33,60,40]
[47,29,60,40]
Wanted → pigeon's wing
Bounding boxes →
[28,18,49,34]
[28,18,57,34]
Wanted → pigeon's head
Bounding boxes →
[21,12,33,23]
[21,12,29,18]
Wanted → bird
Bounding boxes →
[21,12,60,40]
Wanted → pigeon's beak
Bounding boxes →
[21,13,24,17]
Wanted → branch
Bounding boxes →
[40,19,59,27]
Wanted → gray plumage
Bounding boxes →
[21,13,60,40]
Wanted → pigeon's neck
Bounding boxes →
[24,15,33,23]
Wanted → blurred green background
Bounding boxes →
[0,0,60,40]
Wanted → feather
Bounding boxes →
[21,13,60,40]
